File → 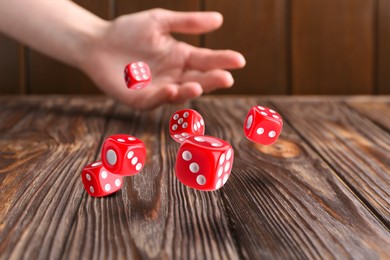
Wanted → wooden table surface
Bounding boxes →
[0,95,389,259]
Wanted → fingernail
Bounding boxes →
[238,54,246,67]
[227,73,234,86]
[212,12,223,25]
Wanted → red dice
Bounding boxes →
[81,161,123,197]
[175,135,234,191]
[244,106,283,145]
[101,134,146,176]
[170,109,205,143]
[124,61,151,89]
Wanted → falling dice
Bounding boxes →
[170,109,205,143]
[81,161,123,197]
[101,134,146,176]
[244,106,283,145]
[175,135,234,191]
[124,61,151,89]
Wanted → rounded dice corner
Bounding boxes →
[175,135,234,191]
[101,134,146,176]
[81,162,123,198]
[169,109,205,143]
[243,105,283,146]
[124,61,152,90]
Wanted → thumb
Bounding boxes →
[152,9,223,34]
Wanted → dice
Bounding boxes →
[175,135,234,191]
[124,61,151,89]
[81,161,123,197]
[170,109,205,143]
[244,106,283,145]
[101,134,146,176]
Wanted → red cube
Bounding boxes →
[244,106,283,145]
[124,61,151,89]
[101,134,146,176]
[169,109,205,143]
[175,135,234,191]
[81,161,123,197]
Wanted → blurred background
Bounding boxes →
[0,0,389,96]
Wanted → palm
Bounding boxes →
[139,40,188,88]
[85,9,245,110]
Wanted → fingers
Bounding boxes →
[98,70,204,110]
[181,69,234,93]
[139,82,203,107]
[187,47,246,71]
[124,85,177,110]
[169,82,203,104]
[151,9,223,34]
[116,82,203,110]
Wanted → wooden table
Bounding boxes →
[0,96,389,259]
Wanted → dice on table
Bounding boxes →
[243,106,283,145]
[101,134,146,176]
[175,135,234,191]
[124,61,151,90]
[81,161,123,197]
[170,109,205,143]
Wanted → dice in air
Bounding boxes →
[175,135,234,191]
[244,106,283,145]
[101,134,146,176]
[124,61,151,90]
[169,109,205,143]
[81,161,123,197]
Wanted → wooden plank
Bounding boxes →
[62,103,239,259]
[346,98,390,131]
[273,98,390,227]
[193,97,390,258]
[291,0,375,94]
[29,1,111,95]
[1,96,390,258]
[0,96,115,259]
[378,0,390,94]
[204,0,289,95]
[116,0,200,46]
[0,36,23,94]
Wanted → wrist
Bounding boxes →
[0,0,111,70]
[73,17,110,71]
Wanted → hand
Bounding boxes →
[82,9,246,110]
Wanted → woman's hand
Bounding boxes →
[83,9,246,110]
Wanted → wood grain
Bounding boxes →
[291,0,375,95]
[273,98,390,226]
[1,96,389,259]
[0,96,115,259]
[194,97,390,258]
[63,103,239,259]
[204,0,289,95]
[0,36,23,94]
[346,97,390,131]
[378,0,390,94]
[28,1,112,95]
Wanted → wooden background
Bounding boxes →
[0,0,389,95]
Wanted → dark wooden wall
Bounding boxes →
[0,0,389,95]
